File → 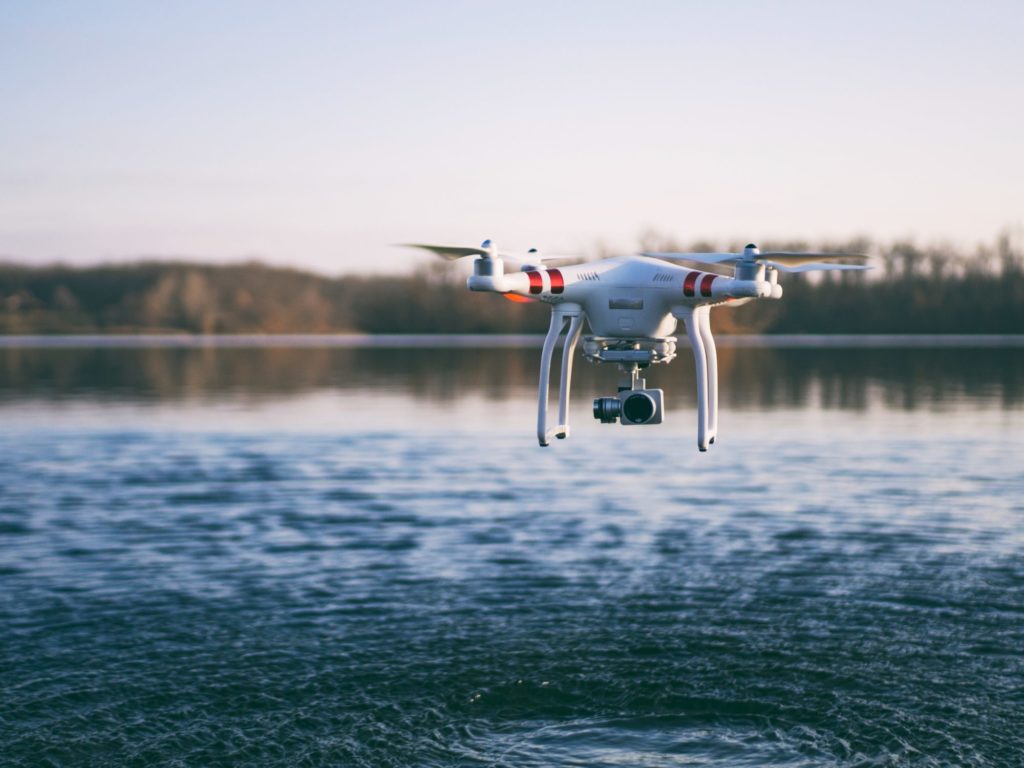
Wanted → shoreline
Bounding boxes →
[2,333,1024,349]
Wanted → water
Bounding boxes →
[2,340,1023,766]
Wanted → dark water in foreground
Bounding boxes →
[2,343,1023,767]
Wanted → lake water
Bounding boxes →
[2,338,1023,766]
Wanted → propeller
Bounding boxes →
[402,240,579,265]
[405,244,491,260]
[642,243,870,273]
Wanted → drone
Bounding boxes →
[406,240,868,451]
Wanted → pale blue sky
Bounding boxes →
[2,0,1022,273]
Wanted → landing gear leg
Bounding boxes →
[696,306,718,444]
[537,304,583,446]
[556,314,584,438]
[679,307,711,451]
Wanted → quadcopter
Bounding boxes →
[406,240,868,450]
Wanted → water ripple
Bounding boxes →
[1,426,1023,766]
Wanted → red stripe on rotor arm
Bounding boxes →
[683,271,699,297]
[700,274,716,297]
[547,269,564,294]
[527,271,543,295]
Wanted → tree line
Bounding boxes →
[1,234,1021,334]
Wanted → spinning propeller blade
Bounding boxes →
[758,251,867,267]
[643,244,869,272]
[769,262,871,273]
[402,243,491,260]
[401,242,581,265]
[524,247,581,264]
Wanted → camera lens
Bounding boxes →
[622,393,656,424]
[592,397,621,423]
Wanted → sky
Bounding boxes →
[1,0,1022,274]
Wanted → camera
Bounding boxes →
[592,388,664,426]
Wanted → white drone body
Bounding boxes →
[407,240,868,451]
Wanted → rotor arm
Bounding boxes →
[467,263,531,295]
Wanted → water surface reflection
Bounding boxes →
[3,343,1023,411]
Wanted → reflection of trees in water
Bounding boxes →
[1,346,1022,410]
[0,347,557,402]
[717,348,1024,410]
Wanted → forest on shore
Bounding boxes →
[1,234,1021,335]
